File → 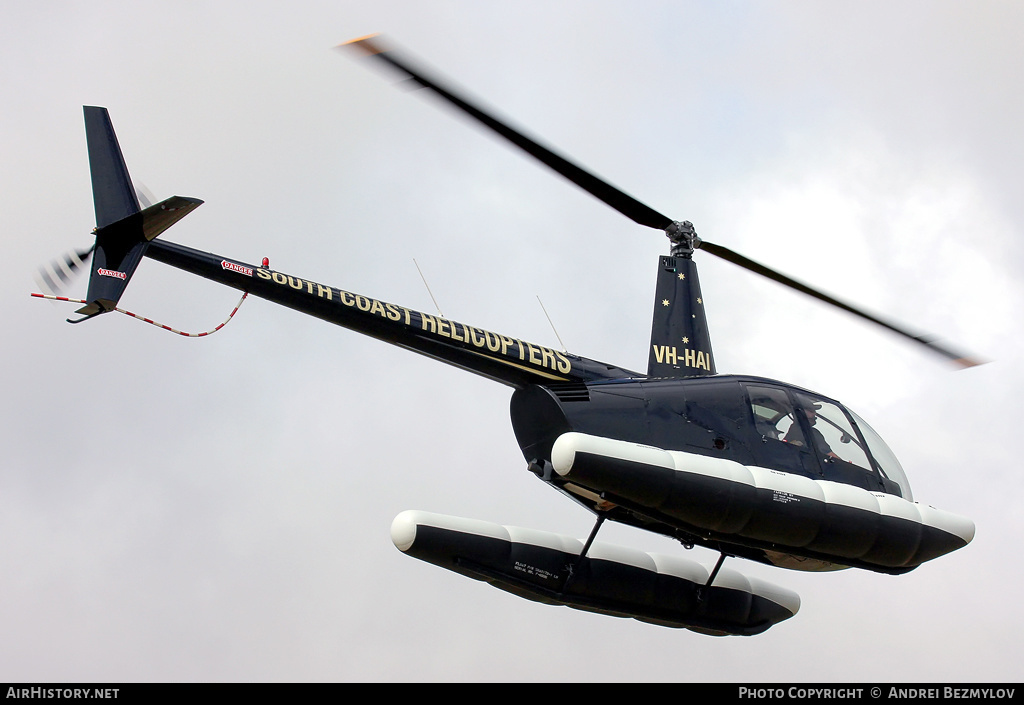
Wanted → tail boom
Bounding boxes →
[144,238,639,388]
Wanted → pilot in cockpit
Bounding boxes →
[785,402,840,461]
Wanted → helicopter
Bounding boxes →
[34,36,977,637]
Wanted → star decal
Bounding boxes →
[682,336,689,344]
[696,297,703,304]
[678,273,686,280]
[661,299,670,306]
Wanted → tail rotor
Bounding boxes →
[34,245,95,297]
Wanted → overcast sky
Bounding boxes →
[2,0,1022,683]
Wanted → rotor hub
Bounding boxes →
[666,220,701,258]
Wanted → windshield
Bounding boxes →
[848,410,913,502]
[792,393,873,471]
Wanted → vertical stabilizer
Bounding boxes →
[84,106,141,228]
[647,255,716,377]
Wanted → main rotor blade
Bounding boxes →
[343,35,982,370]
[341,34,674,232]
[698,239,983,368]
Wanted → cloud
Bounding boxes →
[2,1,1020,682]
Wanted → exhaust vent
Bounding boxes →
[546,381,590,402]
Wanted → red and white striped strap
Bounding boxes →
[31,292,249,337]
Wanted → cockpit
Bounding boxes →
[511,374,914,501]
[745,382,912,500]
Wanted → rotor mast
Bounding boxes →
[648,220,717,377]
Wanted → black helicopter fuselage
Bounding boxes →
[139,237,975,577]
[67,99,972,583]
[511,375,909,572]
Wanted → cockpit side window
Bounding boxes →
[746,384,820,479]
[792,393,873,472]
[745,384,891,492]
[749,386,801,442]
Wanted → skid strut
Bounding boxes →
[561,513,607,594]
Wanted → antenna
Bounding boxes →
[536,295,567,352]
[413,258,444,318]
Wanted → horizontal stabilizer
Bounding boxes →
[75,197,203,319]
[140,196,204,241]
